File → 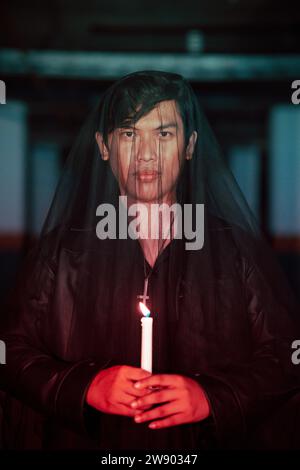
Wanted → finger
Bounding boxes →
[124,381,155,398]
[105,402,141,418]
[132,404,153,411]
[133,400,181,424]
[120,391,153,410]
[148,413,186,430]
[124,366,152,381]
[134,374,181,390]
[148,385,164,392]
[119,391,138,404]
[130,389,178,410]
[138,404,153,411]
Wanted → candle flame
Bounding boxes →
[139,302,151,317]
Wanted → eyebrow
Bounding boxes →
[119,121,178,131]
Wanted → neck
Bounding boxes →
[137,196,178,268]
[119,191,178,267]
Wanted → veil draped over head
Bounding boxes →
[2,70,300,450]
[37,70,297,327]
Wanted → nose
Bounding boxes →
[136,135,157,162]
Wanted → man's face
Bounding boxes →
[96,99,197,203]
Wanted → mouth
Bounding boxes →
[135,170,161,182]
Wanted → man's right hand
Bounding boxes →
[86,365,154,417]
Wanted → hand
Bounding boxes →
[86,365,154,417]
[130,374,211,429]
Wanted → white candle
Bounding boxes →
[139,302,153,373]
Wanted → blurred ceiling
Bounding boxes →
[1,0,300,81]
[1,0,300,53]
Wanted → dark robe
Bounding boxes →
[1,216,300,450]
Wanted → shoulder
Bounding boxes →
[199,211,266,282]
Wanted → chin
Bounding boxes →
[133,194,160,203]
[126,189,161,203]
[125,184,175,204]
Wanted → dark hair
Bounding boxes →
[99,70,196,146]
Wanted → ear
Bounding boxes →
[95,131,109,160]
[185,131,197,160]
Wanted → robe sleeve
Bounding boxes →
[190,254,300,448]
[0,249,109,437]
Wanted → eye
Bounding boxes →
[121,131,135,138]
[159,131,172,138]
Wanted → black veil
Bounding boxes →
[36,69,298,339]
[1,70,300,449]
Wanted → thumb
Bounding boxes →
[125,366,152,381]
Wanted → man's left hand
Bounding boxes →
[130,374,211,429]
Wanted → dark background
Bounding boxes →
[0,0,300,306]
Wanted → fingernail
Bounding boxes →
[134,382,140,389]
[135,415,142,422]
[131,401,137,408]
[149,423,156,429]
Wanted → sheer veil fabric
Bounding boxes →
[1,70,300,450]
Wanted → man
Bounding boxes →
[87,99,210,439]
[1,71,299,450]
